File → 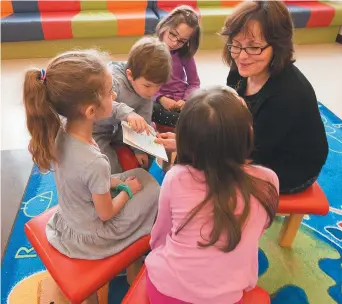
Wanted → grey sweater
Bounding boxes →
[93,62,154,136]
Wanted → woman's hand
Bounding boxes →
[155,132,177,152]
[125,176,142,195]
[127,112,150,134]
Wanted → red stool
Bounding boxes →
[154,123,175,134]
[122,265,270,304]
[24,206,150,303]
[114,146,139,171]
[277,181,329,247]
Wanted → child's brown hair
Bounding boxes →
[126,36,171,84]
[175,86,279,252]
[156,5,200,58]
[23,50,110,171]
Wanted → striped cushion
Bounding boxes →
[1,0,13,18]
[1,0,158,41]
[1,0,341,43]
[1,12,44,42]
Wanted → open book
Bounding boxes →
[121,121,169,162]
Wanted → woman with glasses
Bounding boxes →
[222,1,328,194]
[152,5,201,129]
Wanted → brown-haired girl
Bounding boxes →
[152,5,201,128]
[146,86,279,303]
[23,50,160,259]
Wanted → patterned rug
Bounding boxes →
[1,103,341,304]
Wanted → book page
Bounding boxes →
[122,122,168,162]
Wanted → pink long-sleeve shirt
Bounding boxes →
[145,164,279,304]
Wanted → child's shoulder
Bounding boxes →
[108,61,127,80]
[246,165,279,190]
[165,164,204,183]
[108,61,126,72]
[57,129,108,167]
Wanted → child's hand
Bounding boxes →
[175,99,185,110]
[135,152,149,169]
[127,112,150,134]
[160,97,177,111]
[124,176,142,195]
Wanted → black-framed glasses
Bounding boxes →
[168,31,188,45]
[227,44,270,55]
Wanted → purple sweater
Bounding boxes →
[155,51,200,101]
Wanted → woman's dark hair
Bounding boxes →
[175,86,279,252]
[221,1,295,75]
[156,5,200,58]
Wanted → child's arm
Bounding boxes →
[110,177,122,189]
[150,171,173,249]
[83,157,140,221]
[182,56,200,100]
[112,100,135,121]
[93,191,129,221]
[93,177,142,221]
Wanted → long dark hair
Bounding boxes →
[175,86,278,252]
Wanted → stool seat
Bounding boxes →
[277,182,329,215]
[115,146,139,171]
[155,123,175,134]
[122,265,270,304]
[24,206,150,304]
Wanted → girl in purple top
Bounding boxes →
[152,5,201,128]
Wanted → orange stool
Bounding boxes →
[277,181,329,247]
[122,265,270,304]
[24,206,150,304]
[114,146,139,171]
[155,123,175,134]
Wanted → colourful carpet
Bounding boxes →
[1,103,341,304]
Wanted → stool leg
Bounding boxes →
[126,257,143,285]
[81,292,98,304]
[278,214,304,248]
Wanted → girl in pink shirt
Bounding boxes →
[145,86,279,304]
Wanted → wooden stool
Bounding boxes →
[25,207,150,304]
[122,265,271,304]
[154,123,175,134]
[277,182,329,247]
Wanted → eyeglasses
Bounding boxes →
[168,31,188,45]
[227,44,270,55]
